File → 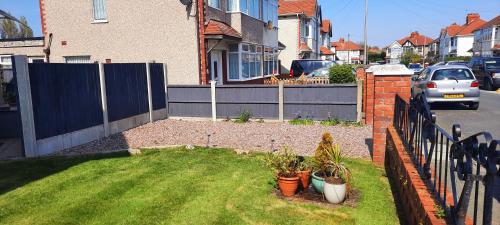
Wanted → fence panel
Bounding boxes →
[149,63,166,110]
[105,63,149,122]
[167,85,211,117]
[28,63,103,139]
[284,85,357,121]
[216,85,279,119]
[0,111,21,138]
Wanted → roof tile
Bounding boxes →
[278,0,317,17]
[204,20,242,39]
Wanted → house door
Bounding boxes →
[210,51,223,85]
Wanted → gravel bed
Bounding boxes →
[59,119,372,158]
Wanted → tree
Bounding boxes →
[18,16,33,38]
[1,18,19,39]
[401,52,421,66]
[329,65,356,84]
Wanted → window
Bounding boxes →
[227,0,261,19]
[263,0,278,27]
[92,0,107,21]
[0,55,12,69]
[228,44,278,81]
[208,0,221,9]
[64,56,91,64]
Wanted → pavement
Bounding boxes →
[432,90,500,139]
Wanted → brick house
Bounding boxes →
[39,0,280,85]
[472,15,500,57]
[438,13,486,60]
[277,0,322,73]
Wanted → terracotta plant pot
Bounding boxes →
[278,176,300,197]
[311,171,325,193]
[297,170,311,189]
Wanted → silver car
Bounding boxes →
[411,65,480,110]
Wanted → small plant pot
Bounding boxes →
[323,182,347,204]
[297,170,311,189]
[278,176,300,197]
[311,172,325,193]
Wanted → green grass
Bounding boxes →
[289,118,315,125]
[0,147,398,225]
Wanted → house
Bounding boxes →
[319,19,333,60]
[40,0,280,85]
[472,15,500,57]
[278,0,322,73]
[385,41,403,64]
[398,31,433,59]
[438,13,486,60]
[428,38,440,62]
[331,38,362,64]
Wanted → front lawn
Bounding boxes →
[0,147,398,225]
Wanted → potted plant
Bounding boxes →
[265,147,300,197]
[322,142,350,204]
[311,133,334,193]
[297,158,312,189]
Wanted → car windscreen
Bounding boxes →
[298,61,334,74]
[447,62,467,66]
[408,64,422,69]
[484,59,500,70]
[432,69,474,80]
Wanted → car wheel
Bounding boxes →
[484,79,493,91]
[468,102,479,110]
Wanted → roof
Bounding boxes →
[331,38,363,51]
[321,19,332,35]
[456,19,486,35]
[441,14,486,37]
[398,31,433,46]
[320,46,333,55]
[204,20,241,39]
[477,15,500,30]
[278,0,317,17]
[299,42,312,52]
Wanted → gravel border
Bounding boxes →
[58,119,372,158]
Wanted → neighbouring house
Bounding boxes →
[385,41,403,64]
[319,19,333,60]
[428,38,440,62]
[40,0,280,85]
[472,15,500,57]
[438,13,486,60]
[278,0,322,73]
[0,37,45,65]
[331,38,362,64]
[397,31,433,59]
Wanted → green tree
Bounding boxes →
[329,64,356,84]
[401,52,421,66]
[1,18,19,39]
[18,16,33,38]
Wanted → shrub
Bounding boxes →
[289,118,314,125]
[313,133,335,175]
[235,110,252,123]
[329,65,356,84]
[321,118,340,126]
[264,147,299,177]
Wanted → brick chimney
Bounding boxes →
[466,13,480,24]
[339,38,345,43]
[410,31,419,38]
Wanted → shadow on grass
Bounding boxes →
[0,134,131,196]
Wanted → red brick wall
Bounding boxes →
[371,75,411,166]
[198,0,208,85]
[386,126,446,225]
[39,0,47,35]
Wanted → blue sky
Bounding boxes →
[1,0,499,47]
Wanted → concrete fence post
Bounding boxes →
[356,79,363,122]
[366,65,413,166]
[13,55,37,157]
[98,62,110,137]
[146,62,153,123]
[278,81,284,122]
[210,80,216,122]
[163,63,169,119]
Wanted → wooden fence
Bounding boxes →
[263,75,330,85]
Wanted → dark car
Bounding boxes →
[468,57,500,91]
[289,60,335,77]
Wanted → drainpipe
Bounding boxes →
[197,0,208,85]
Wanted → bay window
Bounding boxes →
[208,0,221,9]
[228,43,278,81]
[263,0,278,27]
[226,0,261,19]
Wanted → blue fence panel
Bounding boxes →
[105,63,149,122]
[28,63,103,140]
[149,63,166,110]
[0,111,22,138]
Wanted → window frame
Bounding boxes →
[227,43,278,81]
[208,0,222,10]
[92,0,108,22]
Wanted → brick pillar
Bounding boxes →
[366,65,413,166]
[365,71,374,125]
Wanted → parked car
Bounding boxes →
[432,61,469,67]
[411,65,480,110]
[289,60,335,77]
[408,63,424,74]
[468,57,500,91]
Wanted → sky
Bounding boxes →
[0,0,499,47]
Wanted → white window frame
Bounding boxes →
[64,56,92,64]
[208,0,221,10]
[227,43,278,81]
[226,0,261,20]
[92,0,108,23]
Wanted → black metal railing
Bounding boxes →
[393,94,499,225]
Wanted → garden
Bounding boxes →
[0,133,399,225]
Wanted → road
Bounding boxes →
[432,90,500,139]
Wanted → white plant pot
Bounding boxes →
[323,182,346,204]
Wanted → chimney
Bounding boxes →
[466,13,480,24]
[410,31,419,38]
[339,38,345,43]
